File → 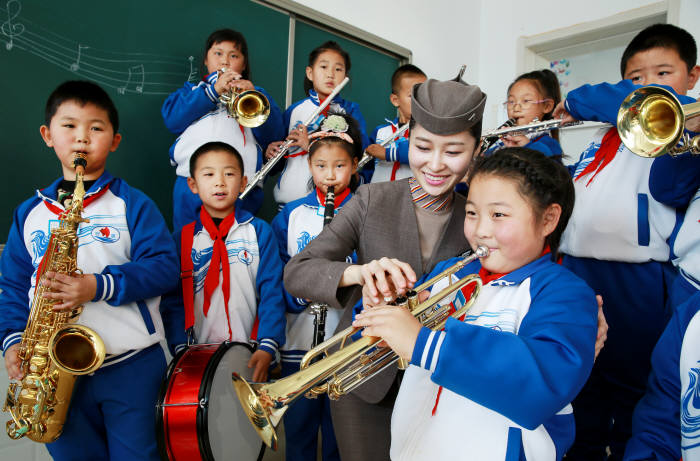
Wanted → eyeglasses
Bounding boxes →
[503,99,552,110]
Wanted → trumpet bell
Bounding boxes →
[617,86,684,158]
[222,90,270,128]
[232,374,279,450]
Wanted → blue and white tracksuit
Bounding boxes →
[162,71,284,229]
[163,207,285,356]
[273,90,369,206]
[558,80,697,460]
[484,132,562,158]
[391,254,597,461]
[270,188,355,461]
[0,172,183,461]
[623,291,700,461]
[367,118,412,184]
[649,151,700,309]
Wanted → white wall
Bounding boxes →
[295,0,699,131]
[292,0,482,82]
[477,0,665,129]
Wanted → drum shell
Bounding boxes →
[156,342,258,461]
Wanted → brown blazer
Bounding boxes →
[284,178,469,403]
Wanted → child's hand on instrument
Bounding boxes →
[265,141,285,160]
[342,258,417,304]
[502,134,530,147]
[213,68,238,96]
[287,125,310,151]
[248,349,273,382]
[553,100,577,125]
[365,144,387,160]
[41,271,97,311]
[4,343,23,380]
[352,305,422,360]
[594,295,608,360]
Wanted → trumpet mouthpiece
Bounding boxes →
[474,246,489,258]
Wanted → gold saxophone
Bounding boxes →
[3,153,106,442]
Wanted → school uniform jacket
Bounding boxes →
[369,118,412,183]
[273,90,369,205]
[624,291,700,461]
[0,172,184,363]
[392,254,598,461]
[163,207,285,355]
[161,71,284,210]
[649,152,700,292]
[559,80,696,262]
[284,178,469,403]
[271,188,355,364]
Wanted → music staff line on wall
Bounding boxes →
[1,0,198,96]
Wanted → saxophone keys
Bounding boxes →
[29,356,48,373]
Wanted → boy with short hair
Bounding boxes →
[164,141,285,382]
[363,64,427,183]
[0,80,183,460]
[553,23,699,460]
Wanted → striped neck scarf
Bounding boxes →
[408,176,453,212]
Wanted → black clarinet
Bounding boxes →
[310,186,335,349]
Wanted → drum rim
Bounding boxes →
[197,341,255,461]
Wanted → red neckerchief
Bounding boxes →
[200,207,236,339]
[315,187,350,208]
[42,182,111,216]
[239,124,246,147]
[574,127,621,186]
[390,123,410,181]
[431,246,551,416]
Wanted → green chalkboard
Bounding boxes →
[0,0,404,240]
[0,0,288,240]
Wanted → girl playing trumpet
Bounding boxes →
[353,148,598,460]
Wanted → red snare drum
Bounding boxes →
[156,342,264,461]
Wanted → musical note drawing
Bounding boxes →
[0,1,201,95]
[1,0,24,50]
[118,64,145,95]
[187,55,197,83]
[69,43,88,71]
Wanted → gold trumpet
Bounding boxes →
[232,246,488,449]
[617,85,700,157]
[218,68,270,128]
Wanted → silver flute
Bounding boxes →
[357,122,410,170]
[239,77,350,201]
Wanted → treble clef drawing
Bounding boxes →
[1,0,24,50]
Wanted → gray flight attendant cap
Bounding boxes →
[411,67,487,135]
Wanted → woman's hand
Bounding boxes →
[341,258,417,304]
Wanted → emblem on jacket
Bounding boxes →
[91,226,120,243]
[29,230,50,266]
[296,231,314,253]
